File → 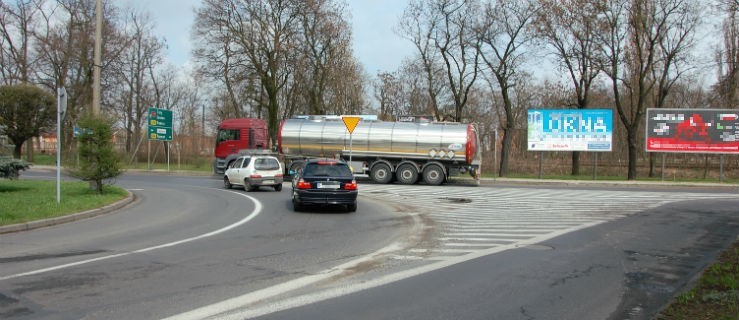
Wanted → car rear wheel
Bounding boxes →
[347,203,357,212]
[370,163,393,184]
[224,177,232,189]
[274,183,282,192]
[244,179,255,192]
[292,198,303,212]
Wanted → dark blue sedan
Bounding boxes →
[291,159,358,212]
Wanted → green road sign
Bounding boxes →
[148,126,172,141]
[148,107,173,141]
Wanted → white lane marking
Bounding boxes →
[162,243,407,320]
[211,222,605,320]
[0,189,261,282]
[163,205,428,320]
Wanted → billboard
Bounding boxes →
[527,109,613,152]
[646,108,739,153]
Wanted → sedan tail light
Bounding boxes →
[297,179,312,189]
[343,180,358,190]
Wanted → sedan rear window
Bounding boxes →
[303,163,352,177]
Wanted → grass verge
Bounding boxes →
[656,239,739,320]
[0,180,128,226]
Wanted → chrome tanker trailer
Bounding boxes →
[278,117,481,185]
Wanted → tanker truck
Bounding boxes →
[278,116,482,185]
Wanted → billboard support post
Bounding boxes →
[720,155,724,183]
[592,153,599,180]
[661,153,666,182]
[493,130,498,181]
[538,152,543,179]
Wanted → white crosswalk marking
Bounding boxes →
[361,184,732,259]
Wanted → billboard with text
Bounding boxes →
[646,108,739,153]
[527,109,613,152]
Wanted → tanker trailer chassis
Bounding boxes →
[279,118,482,185]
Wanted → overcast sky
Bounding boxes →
[121,0,415,77]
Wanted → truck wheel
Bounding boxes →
[396,163,418,185]
[422,165,445,185]
[224,176,232,189]
[370,163,393,184]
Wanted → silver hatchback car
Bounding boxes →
[224,155,284,191]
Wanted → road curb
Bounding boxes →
[0,189,136,234]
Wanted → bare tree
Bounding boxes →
[597,0,697,180]
[647,0,700,177]
[398,0,445,119]
[714,0,739,107]
[111,9,164,157]
[0,0,43,85]
[193,0,252,118]
[398,0,483,122]
[227,0,300,146]
[534,0,604,175]
[374,71,405,120]
[298,0,352,115]
[477,0,539,177]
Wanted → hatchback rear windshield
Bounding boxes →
[254,158,280,170]
[303,163,352,177]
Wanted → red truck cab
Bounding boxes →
[213,118,269,174]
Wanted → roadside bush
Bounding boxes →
[0,156,30,179]
[69,116,123,193]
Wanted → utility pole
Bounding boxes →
[201,104,205,153]
[92,0,102,116]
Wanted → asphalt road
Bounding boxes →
[0,172,410,319]
[254,198,739,320]
[1,170,737,320]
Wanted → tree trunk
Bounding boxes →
[499,127,513,177]
[627,129,638,180]
[13,143,23,159]
[25,139,33,162]
[571,151,580,175]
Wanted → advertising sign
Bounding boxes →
[148,107,172,141]
[527,109,613,152]
[646,108,739,153]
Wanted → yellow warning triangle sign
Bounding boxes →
[342,116,361,134]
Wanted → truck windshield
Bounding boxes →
[216,129,239,144]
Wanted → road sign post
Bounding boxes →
[57,87,67,204]
[341,116,361,169]
[148,108,173,171]
[147,108,173,141]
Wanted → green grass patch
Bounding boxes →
[0,179,128,226]
[24,154,56,165]
[657,240,739,319]
[124,161,213,173]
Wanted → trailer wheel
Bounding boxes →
[422,165,445,185]
[370,163,393,184]
[396,163,418,185]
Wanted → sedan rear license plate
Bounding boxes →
[317,182,340,189]
[263,180,274,184]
